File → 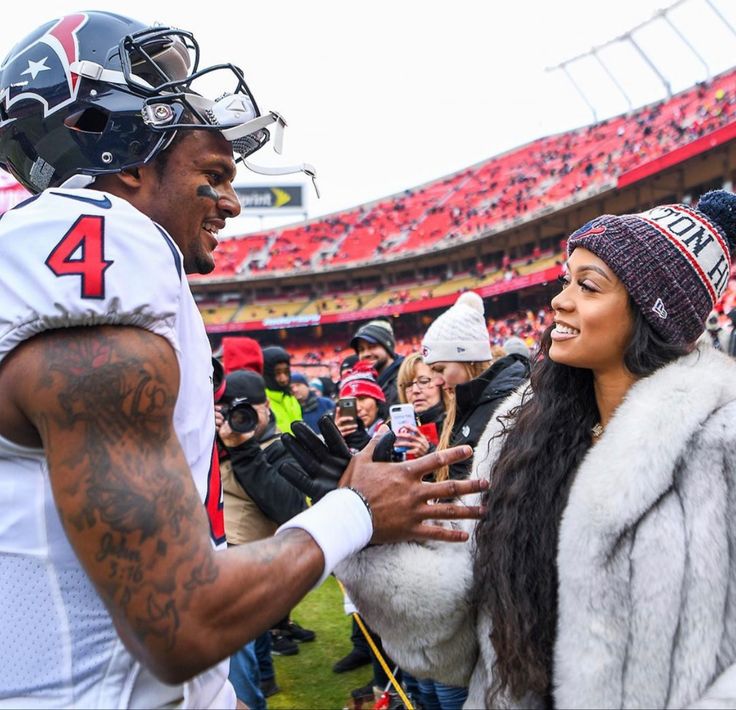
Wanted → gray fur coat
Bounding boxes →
[336,346,736,708]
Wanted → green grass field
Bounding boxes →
[268,576,375,709]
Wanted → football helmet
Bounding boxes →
[0,11,314,193]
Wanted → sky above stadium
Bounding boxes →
[1,0,735,234]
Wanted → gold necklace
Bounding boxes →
[591,422,604,439]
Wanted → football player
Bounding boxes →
[0,11,486,708]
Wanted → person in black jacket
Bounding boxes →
[350,319,404,405]
[421,291,530,483]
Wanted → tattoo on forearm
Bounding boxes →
[38,328,218,651]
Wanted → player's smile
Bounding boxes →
[133,130,240,275]
[202,218,225,250]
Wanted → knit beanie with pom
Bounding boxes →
[339,360,386,402]
[421,291,492,364]
[568,189,736,345]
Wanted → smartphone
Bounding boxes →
[390,403,416,453]
[337,396,358,424]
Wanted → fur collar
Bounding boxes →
[560,346,736,558]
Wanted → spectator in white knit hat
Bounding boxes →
[422,291,530,482]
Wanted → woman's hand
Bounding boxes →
[335,413,358,438]
[394,425,430,457]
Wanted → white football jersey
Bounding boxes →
[0,188,233,709]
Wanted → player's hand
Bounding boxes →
[340,427,488,544]
[280,416,394,500]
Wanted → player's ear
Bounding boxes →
[92,168,141,194]
[117,166,142,188]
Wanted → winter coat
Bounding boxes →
[448,353,530,480]
[265,387,302,435]
[378,355,404,406]
[221,418,307,544]
[299,391,335,433]
[336,346,736,709]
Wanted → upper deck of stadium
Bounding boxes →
[190,65,736,284]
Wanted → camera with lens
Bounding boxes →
[222,396,259,434]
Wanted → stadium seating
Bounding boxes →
[194,68,736,278]
[199,249,561,327]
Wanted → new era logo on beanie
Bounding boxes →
[567,190,736,345]
[421,291,492,364]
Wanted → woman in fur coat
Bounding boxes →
[336,189,736,709]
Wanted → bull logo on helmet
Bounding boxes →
[0,13,88,118]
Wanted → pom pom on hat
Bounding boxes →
[421,291,492,365]
[697,190,736,253]
[455,290,485,313]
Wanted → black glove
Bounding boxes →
[280,415,396,501]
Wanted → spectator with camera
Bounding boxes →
[216,369,314,704]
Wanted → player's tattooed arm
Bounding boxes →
[7,325,324,683]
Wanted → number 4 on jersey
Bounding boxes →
[46,215,113,299]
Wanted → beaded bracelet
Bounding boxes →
[346,486,374,524]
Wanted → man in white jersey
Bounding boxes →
[0,11,487,709]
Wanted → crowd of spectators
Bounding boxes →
[195,68,736,279]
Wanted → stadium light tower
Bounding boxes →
[558,62,598,122]
[622,31,672,99]
[546,0,734,122]
[591,49,633,112]
[658,10,710,81]
[704,0,736,39]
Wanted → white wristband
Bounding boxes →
[276,488,373,587]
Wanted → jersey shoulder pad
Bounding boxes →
[0,188,185,361]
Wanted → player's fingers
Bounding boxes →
[420,476,489,502]
[401,445,473,480]
[415,502,486,520]
[372,429,396,462]
[409,524,470,544]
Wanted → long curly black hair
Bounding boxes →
[470,299,690,706]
